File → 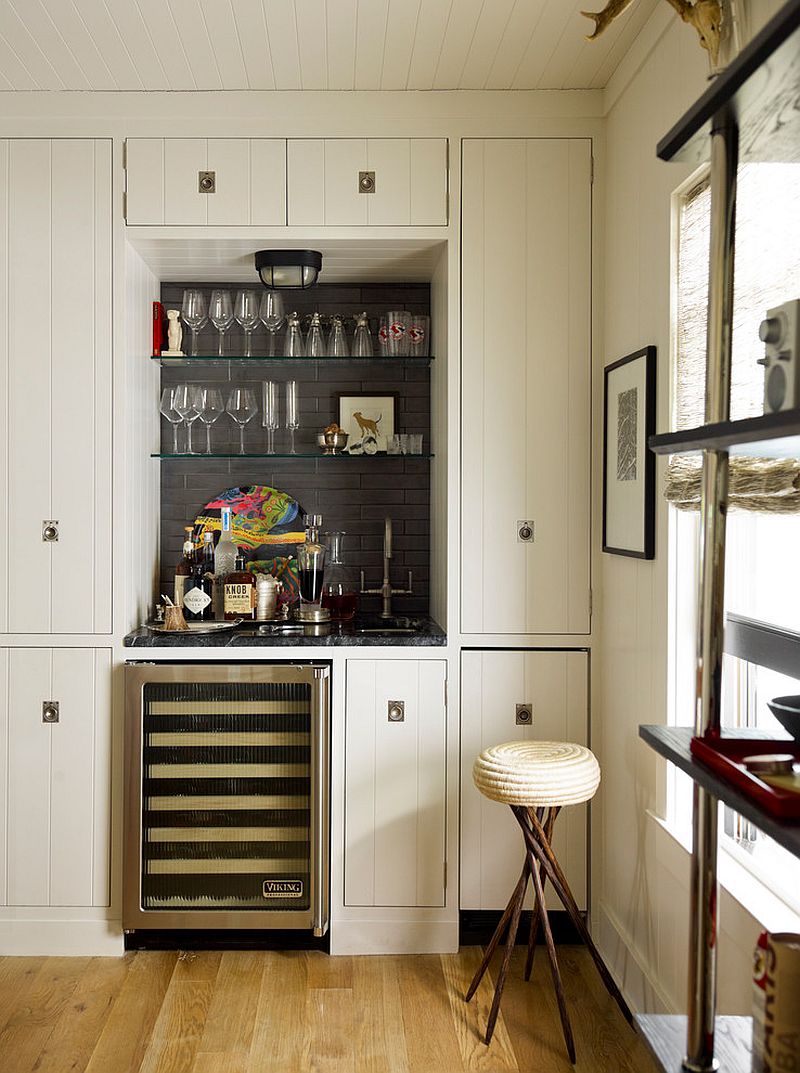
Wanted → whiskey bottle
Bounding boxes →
[224,553,256,620]
[174,526,195,607]
[183,563,214,621]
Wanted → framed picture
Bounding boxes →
[602,346,656,559]
[336,393,397,453]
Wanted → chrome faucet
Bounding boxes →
[360,516,413,618]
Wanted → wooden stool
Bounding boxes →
[465,740,633,1061]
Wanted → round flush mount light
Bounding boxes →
[254,249,322,289]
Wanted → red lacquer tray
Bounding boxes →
[690,736,800,820]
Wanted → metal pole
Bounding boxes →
[684,109,738,1073]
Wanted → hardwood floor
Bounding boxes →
[0,946,658,1073]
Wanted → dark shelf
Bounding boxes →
[636,1014,752,1072]
[639,726,800,857]
[657,0,800,164]
[649,409,800,457]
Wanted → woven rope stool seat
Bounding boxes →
[473,740,600,806]
[465,740,632,1061]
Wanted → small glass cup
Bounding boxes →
[387,311,409,356]
[408,433,423,455]
[377,315,390,357]
[387,434,402,455]
[408,314,430,357]
[398,433,409,454]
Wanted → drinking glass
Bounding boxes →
[226,388,258,455]
[262,380,280,455]
[408,433,423,455]
[327,315,349,357]
[159,387,183,453]
[387,311,410,356]
[181,289,207,356]
[172,383,201,454]
[377,315,390,356]
[285,380,300,455]
[234,290,260,357]
[387,434,402,455]
[353,313,373,358]
[209,289,234,357]
[408,314,430,357]
[259,290,285,356]
[306,313,326,358]
[195,385,225,454]
[284,312,306,357]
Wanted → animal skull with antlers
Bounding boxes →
[582,0,723,68]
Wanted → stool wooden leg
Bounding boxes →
[483,854,529,1045]
[514,806,634,1026]
[524,834,576,1064]
[465,858,529,1004]
[524,806,559,982]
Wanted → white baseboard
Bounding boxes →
[330,919,458,955]
[595,900,677,1015]
[0,918,125,956]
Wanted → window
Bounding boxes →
[669,163,800,915]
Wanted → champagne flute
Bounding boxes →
[259,290,285,356]
[172,383,201,454]
[195,385,224,454]
[181,289,207,356]
[262,380,280,455]
[159,386,183,453]
[209,289,234,357]
[226,388,258,455]
[234,289,260,357]
[285,380,300,455]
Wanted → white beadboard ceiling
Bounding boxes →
[0,0,660,92]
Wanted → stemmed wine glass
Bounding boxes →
[262,380,279,455]
[226,388,258,455]
[234,290,260,357]
[259,291,285,356]
[181,289,207,356]
[285,380,300,455]
[209,290,234,357]
[172,383,201,455]
[159,387,183,454]
[195,386,224,454]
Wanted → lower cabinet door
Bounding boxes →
[345,659,447,908]
[0,648,111,907]
[461,649,589,911]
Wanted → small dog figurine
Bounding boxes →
[352,411,382,439]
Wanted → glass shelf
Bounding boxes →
[153,452,435,460]
[153,353,435,367]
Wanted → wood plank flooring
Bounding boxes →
[0,946,658,1073]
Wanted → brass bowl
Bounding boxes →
[317,430,349,455]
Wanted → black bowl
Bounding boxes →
[767,696,800,740]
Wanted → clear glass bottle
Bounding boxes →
[297,514,327,619]
[182,563,214,621]
[174,526,195,607]
[214,506,238,580]
[321,531,358,622]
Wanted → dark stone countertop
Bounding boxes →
[123,614,446,648]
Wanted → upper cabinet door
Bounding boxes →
[287,138,448,225]
[461,139,592,635]
[125,138,287,225]
[0,139,112,635]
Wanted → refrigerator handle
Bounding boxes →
[312,667,331,937]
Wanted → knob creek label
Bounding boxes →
[262,879,303,899]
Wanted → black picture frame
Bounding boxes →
[602,346,656,560]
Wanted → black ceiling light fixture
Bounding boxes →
[254,249,322,289]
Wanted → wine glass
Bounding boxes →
[209,289,234,357]
[226,388,258,455]
[259,291,285,356]
[159,387,183,454]
[172,383,201,454]
[234,289,260,357]
[262,380,280,455]
[195,385,224,454]
[285,380,300,455]
[181,289,207,356]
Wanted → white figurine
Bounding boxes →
[163,309,185,356]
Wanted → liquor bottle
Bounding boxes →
[174,526,195,607]
[224,553,256,620]
[214,506,237,580]
[182,563,214,621]
[201,531,216,570]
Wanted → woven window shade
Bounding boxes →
[666,165,800,512]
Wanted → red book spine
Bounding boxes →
[152,301,164,356]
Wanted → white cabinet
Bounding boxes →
[461,138,592,635]
[0,139,112,634]
[125,138,287,225]
[344,659,447,908]
[288,139,448,225]
[460,649,589,912]
[0,647,111,907]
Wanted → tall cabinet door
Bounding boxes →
[461,139,591,635]
[0,139,112,634]
[0,647,112,907]
[460,649,589,911]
